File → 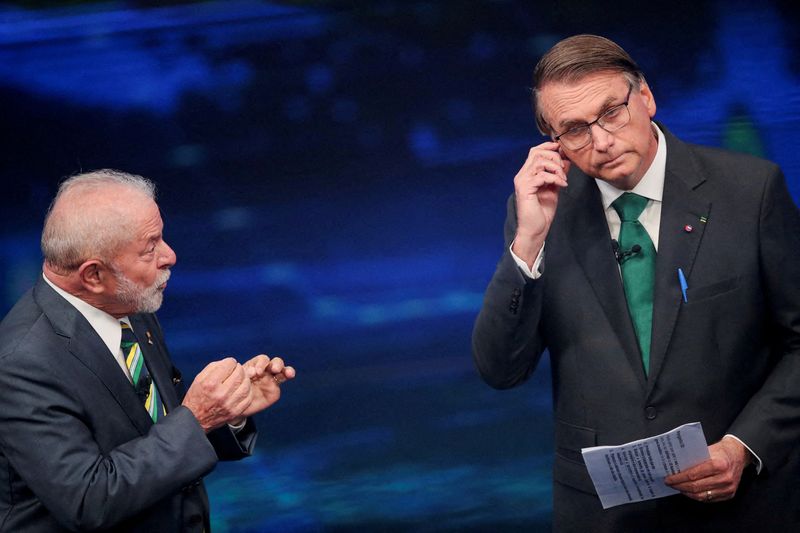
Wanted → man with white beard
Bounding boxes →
[0,170,295,532]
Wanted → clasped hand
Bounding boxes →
[182,355,296,432]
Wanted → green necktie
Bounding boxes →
[612,193,656,376]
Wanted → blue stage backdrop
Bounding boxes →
[1,1,798,531]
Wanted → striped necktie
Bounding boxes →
[612,193,657,376]
[120,321,165,422]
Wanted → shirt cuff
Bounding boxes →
[724,434,763,474]
[228,418,248,433]
[510,241,545,279]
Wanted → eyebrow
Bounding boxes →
[139,233,161,251]
[558,94,621,130]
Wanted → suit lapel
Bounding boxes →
[563,172,647,391]
[646,130,711,393]
[129,315,180,412]
[34,279,154,435]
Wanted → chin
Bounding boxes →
[138,294,164,314]
[597,163,639,186]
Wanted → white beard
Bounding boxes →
[114,268,170,314]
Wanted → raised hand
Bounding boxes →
[181,358,254,432]
[512,141,570,266]
[241,354,296,416]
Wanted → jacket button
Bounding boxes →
[645,406,657,420]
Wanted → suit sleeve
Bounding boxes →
[208,418,257,460]
[148,313,258,460]
[0,344,219,532]
[726,166,800,472]
[472,194,548,389]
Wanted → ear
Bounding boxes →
[77,260,114,295]
[638,80,657,118]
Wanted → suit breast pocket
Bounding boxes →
[686,276,740,304]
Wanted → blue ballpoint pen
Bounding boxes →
[677,268,688,303]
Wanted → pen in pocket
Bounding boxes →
[677,268,688,303]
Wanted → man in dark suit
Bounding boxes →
[472,34,800,531]
[0,170,295,532]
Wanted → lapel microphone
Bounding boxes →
[611,240,642,264]
[135,375,153,402]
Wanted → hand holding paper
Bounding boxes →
[664,436,750,503]
[581,422,710,509]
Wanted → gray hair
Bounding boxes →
[41,169,156,272]
[531,34,645,135]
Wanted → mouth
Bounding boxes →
[157,270,171,291]
[600,153,626,168]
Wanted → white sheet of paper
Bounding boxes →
[580,422,710,509]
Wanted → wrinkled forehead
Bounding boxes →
[538,71,630,129]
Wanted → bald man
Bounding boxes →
[0,170,295,532]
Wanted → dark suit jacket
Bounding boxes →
[0,277,257,532]
[473,127,800,531]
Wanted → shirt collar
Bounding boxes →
[42,272,125,357]
[596,122,667,210]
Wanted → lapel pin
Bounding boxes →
[146,331,154,345]
[699,216,708,224]
[684,224,693,233]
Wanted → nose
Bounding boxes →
[159,241,177,268]
[589,123,613,151]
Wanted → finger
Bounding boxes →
[198,357,239,382]
[518,156,568,179]
[221,363,247,388]
[523,142,563,166]
[536,168,569,186]
[267,357,285,374]
[516,170,568,195]
[522,150,565,175]
[272,367,296,385]
[664,460,717,485]
[671,470,740,497]
[684,485,733,503]
[521,173,569,194]
[668,473,726,494]
[530,160,569,179]
[244,354,270,376]
[526,151,563,170]
[529,141,561,154]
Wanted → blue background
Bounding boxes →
[1,1,799,531]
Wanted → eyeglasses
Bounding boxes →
[553,85,633,150]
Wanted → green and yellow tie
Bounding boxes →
[120,321,165,422]
[612,193,656,376]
